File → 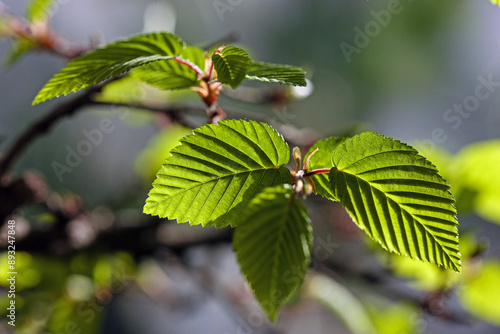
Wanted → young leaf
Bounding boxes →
[27,0,56,22]
[233,184,312,321]
[328,132,461,272]
[306,137,346,201]
[144,120,291,228]
[131,46,205,90]
[33,32,186,104]
[245,61,307,87]
[212,46,251,89]
[6,39,36,65]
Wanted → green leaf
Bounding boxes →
[459,260,500,325]
[452,140,500,225]
[233,184,312,321]
[365,301,418,334]
[245,61,307,87]
[328,132,461,272]
[26,0,56,22]
[306,137,346,201]
[212,46,251,89]
[131,46,205,90]
[33,32,186,105]
[144,120,292,228]
[6,39,36,65]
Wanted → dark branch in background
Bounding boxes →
[0,81,315,182]
[0,87,98,180]
[89,101,202,129]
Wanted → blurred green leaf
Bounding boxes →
[27,0,56,22]
[134,126,192,182]
[212,46,251,89]
[144,120,291,228]
[33,32,186,104]
[233,184,312,321]
[303,274,377,334]
[453,140,500,224]
[6,38,36,65]
[366,301,419,334]
[372,233,477,291]
[329,132,461,272]
[460,261,500,325]
[0,252,40,290]
[245,61,307,86]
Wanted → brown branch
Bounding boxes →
[88,100,202,129]
[0,84,203,180]
[0,88,98,180]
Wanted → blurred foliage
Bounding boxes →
[415,140,500,225]
[0,251,136,332]
[134,125,192,182]
[365,301,418,334]
[26,0,55,23]
[459,260,500,325]
[303,274,377,334]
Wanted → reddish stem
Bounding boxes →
[303,169,331,177]
[172,57,204,77]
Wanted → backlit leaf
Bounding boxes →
[144,120,291,228]
[33,32,186,104]
[233,184,312,321]
[245,61,307,87]
[328,132,461,272]
[212,46,251,89]
[132,45,205,90]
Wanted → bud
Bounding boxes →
[292,146,302,172]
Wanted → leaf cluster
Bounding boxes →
[144,120,461,320]
[32,32,306,105]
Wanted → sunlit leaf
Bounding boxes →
[233,184,312,321]
[245,61,307,87]
[328,132,461,272]
[33,32,186,104]
[212,46,251,89]
[132,46,205,90]
[306,136,346,201]
[144,120,291,228]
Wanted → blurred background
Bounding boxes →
[1,0,500,333]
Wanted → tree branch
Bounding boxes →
[0,88,98,179]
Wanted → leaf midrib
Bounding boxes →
[269,192,296,304]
